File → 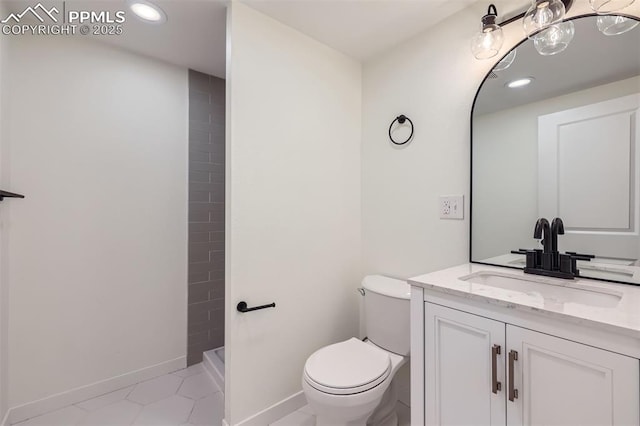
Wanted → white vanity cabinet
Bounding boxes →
[409,264,640,426]
[425,303,639,426]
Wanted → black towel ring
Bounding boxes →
[388,115,414,145]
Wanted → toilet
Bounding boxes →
[302,275,411,426]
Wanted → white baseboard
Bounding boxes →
[234,391,306,426]
[5,356,185,425]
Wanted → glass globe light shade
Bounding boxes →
[596,15,640,35]
[493,49,517,71]
[523,0,566,38]
[471,14,504,60]
[589,0,636,13]
[533,20,575,55]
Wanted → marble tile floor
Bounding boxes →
[11,363,411,426]
[269,401,411,426]
[12,363,223,426]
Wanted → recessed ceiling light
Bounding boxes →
[128,0,167,24]
[506,77,534,88]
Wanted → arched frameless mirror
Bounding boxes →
[471,14,640,285]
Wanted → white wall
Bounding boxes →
[3,36,188,410]
[226,3,362,424]
[361,0,640,279]
[473,76,640,261]
[361,4,484,279]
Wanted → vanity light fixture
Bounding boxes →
[523,0,567,38]
[589,0,636,13]
[493,49,517,71]
[533,20,575,55]
[596,15,640,35]
[472,1,574,61]
[127,0,167,24]
[506,77,534,88]
[471,4,504,60]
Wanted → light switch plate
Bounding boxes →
[440,195,464,220]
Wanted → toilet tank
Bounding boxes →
[362,275,411,356]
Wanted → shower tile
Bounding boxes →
[189,70,211,94]
[188,190,210,203]
[189,91,210,104]
[188,70,225,366]
[188,286,210,305]
[187,330,210,346]
[189,170,211,184]
[188,270,210,284]
[190,162,224,174]
[188,150,210,164]
[209,231,224,242]
[189,232,210,243]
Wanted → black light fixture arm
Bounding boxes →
[0,190,25,202]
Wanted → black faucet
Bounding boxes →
[551,217,564,255]
[513,217,593,279]
[533,218,551,254]
[523,217,581,279]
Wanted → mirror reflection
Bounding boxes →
[471,14,640,284]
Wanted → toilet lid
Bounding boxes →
[304,338,391,394]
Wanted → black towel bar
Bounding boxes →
[237,301,276,313]
[0,190,25,201]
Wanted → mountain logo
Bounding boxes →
[1,3,59,24]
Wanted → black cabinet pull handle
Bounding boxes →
[237,301,276,313]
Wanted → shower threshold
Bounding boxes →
[203,346,224,392]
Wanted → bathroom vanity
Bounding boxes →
[409,263,640,425]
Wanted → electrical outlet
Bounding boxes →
[439,195,464,220]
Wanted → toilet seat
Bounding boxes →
[303,338,391,395]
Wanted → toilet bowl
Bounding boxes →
[303,338,407,426]
[301,275,411,426]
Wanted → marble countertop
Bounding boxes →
[481,253,640,284]
[409,263,640,339]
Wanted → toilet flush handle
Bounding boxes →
[357,288,365,296]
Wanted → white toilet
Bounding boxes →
[302,275,411,426]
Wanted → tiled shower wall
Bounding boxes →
[187,70,225,365]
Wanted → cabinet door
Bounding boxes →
[506,325,639,426]
[425,303,506,426]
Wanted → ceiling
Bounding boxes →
[72,0,227,78]
[474,15,640,115]
[2,0,488,77]
[2,0,228,77]
[240,0,480,61]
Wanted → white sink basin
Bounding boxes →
[460,271,622,308]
